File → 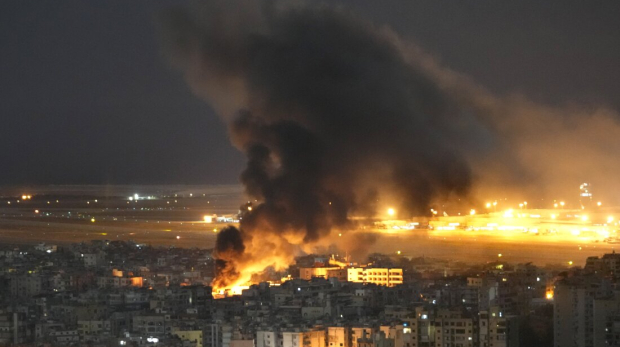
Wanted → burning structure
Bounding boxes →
[162,0,472,292]
[161,0,620,292]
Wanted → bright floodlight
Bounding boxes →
[387,208,395,216]
[204,215,213,223]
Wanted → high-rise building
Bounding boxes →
[554,275,612,347]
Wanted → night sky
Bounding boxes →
[1,0,619,185]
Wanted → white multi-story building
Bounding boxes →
[256,330,279,347]
[406,307,434,347]
[347,268,403,287]
[380,325,411,347]
[433,310,474,347]
[554,277,611,347]
[350,327,375,347]
[466,277,499,312]
[205,323,233,347]
[132,315,169,336]
[327,327,349,347]
[478,306,519,347]
[282,329,326,347]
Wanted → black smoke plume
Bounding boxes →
[161,0,620,287]
[161,0,475,287]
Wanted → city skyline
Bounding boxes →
[1,2,620,346]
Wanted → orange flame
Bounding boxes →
[211,231,306,294]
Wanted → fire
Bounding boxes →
[328,258,348,268]
[211,230,303,294]
[213,285,250,298]
[211,227,357,296]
